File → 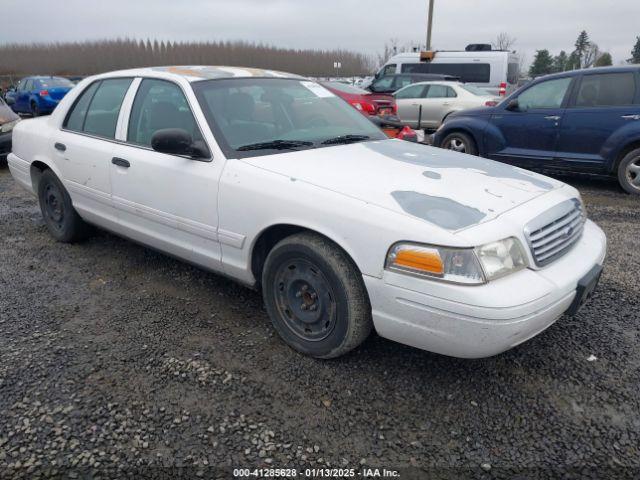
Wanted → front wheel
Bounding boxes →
[262,232,372,359]
[617,148,640,195]
[440,131,478,156]
[37,169,91,242]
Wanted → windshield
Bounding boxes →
[37,77,74,88]
[192,78,386,158]
[459,84,491,96]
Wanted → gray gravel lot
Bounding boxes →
[0,166,639,479]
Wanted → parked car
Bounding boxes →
[378,46,520,97]
[394,81,499,129]
[7,66,606,359]
[367,73,458,95]
[6,76,75,116]
[433,66,640,194]
[0,96,20,163]
[321,81,396,116]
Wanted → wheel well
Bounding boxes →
[613,140,640,173]
[30,161,50,192]
[250,224,360,288]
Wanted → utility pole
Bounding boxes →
[426,0,435,50]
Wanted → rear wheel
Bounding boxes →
[441,131,478,156]
[617,148,640,195]
[262,232,372,359]
[30,101,40,117]
[37,169,91,242]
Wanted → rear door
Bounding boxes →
[486,76,575,168]
[110,77,224,271]
[555,70,639,172]
[56,78,133,228]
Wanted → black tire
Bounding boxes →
[262,232,372,359]
[441,131,478,156]
[31,101,40,117]
[37,169,91,242]
[617,148,640,195]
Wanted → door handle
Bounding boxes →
[621,114,640,120]
[111,157,130,168]
[54,142,66,152]
[544,116,561,121]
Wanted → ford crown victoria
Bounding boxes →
[7,66,607,359]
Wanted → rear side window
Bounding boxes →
[402,63,491,83]
[64,82,100,132]
[127,79,203,147]
[574,72,636,108]
[64,78,132,138]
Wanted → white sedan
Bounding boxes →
[394,81,499,129]
[7,66,606,359]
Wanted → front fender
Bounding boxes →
[434,116,490,155]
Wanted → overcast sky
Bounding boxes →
[1,0,637,68]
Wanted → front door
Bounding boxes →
[110,78,223,271]
[486,76,574,168]
[16,79,31,113]
[555,71,640,173]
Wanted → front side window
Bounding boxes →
[395,84,426,99]
[127,79,203,147]
[575,72,636,108]
[192,78,387,158]
[517,77,572,110]
[63,78,132,138]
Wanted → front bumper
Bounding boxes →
[0,131,11,159]
[364,220,607,358]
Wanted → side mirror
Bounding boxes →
[505,99,520,111]
[151,128,209,159]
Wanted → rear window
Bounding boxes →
[37,77,74,89]
[402,63,491,83]
[574,72,637,108]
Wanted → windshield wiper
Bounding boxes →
[321,134,370,145]
[237,140,314,151]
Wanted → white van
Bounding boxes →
[377,49,520,97]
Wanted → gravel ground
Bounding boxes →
[0,166,639,479]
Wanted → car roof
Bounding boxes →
[533,65,640,81]
[89,66,304,83]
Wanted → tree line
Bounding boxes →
[529,31,640,77]
[0,39,374,79]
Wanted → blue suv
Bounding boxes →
[433,66,640,194]
[5,76,74,117]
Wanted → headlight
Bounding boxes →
[1,119,19,133]
[386,243,485,284]
[386,237,528,285]
[475,237,528,281]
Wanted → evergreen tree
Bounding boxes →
[573,30,590,68]
[529,50,554,77]
[595,52,612,67]
[552,51,568,72]
[567,51,581,70]
[629,36,640,64]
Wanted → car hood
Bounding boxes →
[449,106,497,118]
[241,140,563,232]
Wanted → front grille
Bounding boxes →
[524,199,586,267]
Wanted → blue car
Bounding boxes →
[6,76,74,117]
[433,66,640,194]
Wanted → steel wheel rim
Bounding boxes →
[447,137,466,152]
[625,157,640,191]
[273,257,337,342]
[44,183,64,229]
